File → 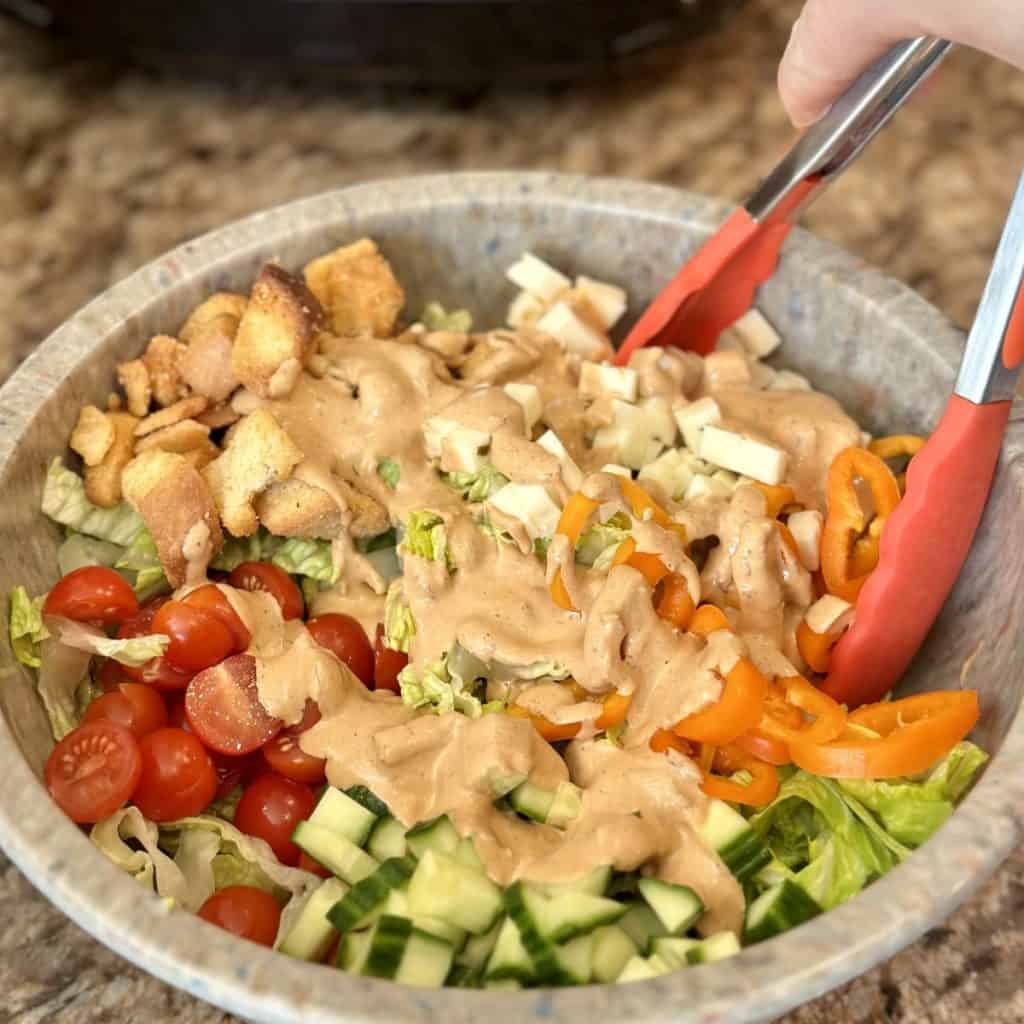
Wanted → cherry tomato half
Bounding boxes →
[198,885,281,946]
[307,614,373,686]
[228,562,303,621]
[373,623,408,694]
[166,700,263,798]
[97,657,135,693]
[43,566,138,626]
[44,720,142,824]
[183,585,251,651]
[152,601,235,673]
[83,683,168,739]
[234,772,315,866]
[262,700,326,785]
[185,654,282,756]
[132,727,217,822]
[119,600,194,691]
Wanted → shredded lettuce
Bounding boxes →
[384,581,416,653]
[46,616,168,666]
[576,512,631,567]
[440,463,509,503]
[398,653,485,718]
[401,510,454,571]
[57,532,124,576]
[377,458,401,491]
[421,301,473,333]
[114,530,168,599]
[9,587,50,668]
[211,528,338,584]
[35,635,92,739]
[41,459,145,546]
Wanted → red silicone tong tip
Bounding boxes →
[823,395,1012,707]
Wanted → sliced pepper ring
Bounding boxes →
[688,603,732,639]
[674,657,769,745]
[700,744,780,807]
[656,574,696,630]
[549,492,599,611]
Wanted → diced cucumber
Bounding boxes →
[698,799,771,882]
[617,955,663,983]
[617,902,668,950]
[407,850,504,935]
[308,787,379,847]
[337,928,373,972]
[406,815,460,859]
[504,882,625,944]
[278,877,349,961]
[367,816,408,861]
[687,931,741,964]
[637,879,705,935]
[591,925,638,983]
[454,836,483,871]
[556,933,594,985]
[648,936,699,969]
[292,821,379,884]
[445,962,480,988]
[484,918,536,983]
[743,880,822,944]
[484,978,522,990]
[537,865,611,899]
[458,919,502,969]
[361,915,455,987]
[385,889,467,948]
[507,781,582,828]
[327,856,415,933]
[344,785,390,818]
[546,782,582,828]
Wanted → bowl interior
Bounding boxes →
[0,174,1021,1024]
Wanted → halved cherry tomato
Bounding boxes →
[688,604,732,639]
[97,658,134,692]
[262,700,326,784]
[43,566,138,626]
[235,772,316,866]
[656,574,696,630]
[83,683,168,739]
[306,614,374,687]
[298,851,332,879]
[229,562,303,620]
[700,744,779,807]
[152,601,235,673]
[198,885,281,946]
[183,585,251,651]
[675,658,770,745]
[185,654,282,756]
[373,623,408,694]
[119,600,195,691]
[132,727,217,821]
[167,699,263,796]
[44,720,142,823]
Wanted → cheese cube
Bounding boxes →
[699,425,788,486]
[537,430,583,491]
[805,594,855,638]
[788,509,823,571]
[769,370,812,392]
[489,483,561,541]
[423,416,489,473]
[536,301,611,360]
[685,473,733,502]
[600,464,632,478]
[579,361,638,402]
[637,448,695,500]
[503,382,543,435]
[506,252,571,304]
[592,397,676,470]
[574,276,628,329]
[727,308,782,358]
[639,396,678,447]
[506,290,547,329]
[674,397,722,452]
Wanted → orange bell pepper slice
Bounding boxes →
[777,521,800,560]
[688,604,732,639]
[674,658,770,745]
[755,482,797,518]
[611,537,670,588]
[790,690,978,779]
[821,447,901,603]
[700,744,780,807]
[796,619,835,674]
[549,493,599,611]
[619,478,688,542]
[698,742,717,773]
[734,728,792,766]
[868,434,925,461]
[595,691,631,730]
[650,729,690,755]
[507,703,581,743]
[656,574,696,630]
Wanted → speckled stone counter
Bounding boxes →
[2,1,1023,1020]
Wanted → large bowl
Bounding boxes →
[0,173,1021,1024]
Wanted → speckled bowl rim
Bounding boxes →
[0,173,1021,1024]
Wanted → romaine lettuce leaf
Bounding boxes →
[45,616,168,666]
[398,653,484,718]
[211,528,338,584]
[9,586,50,668]
[35,635,92,739]
[401,510,454,570]
[377,457,401,491]
[57,532,124,576]
[576,512,631,567]
[421,301,473,333]
[114,530,168,599]
[440,463,509,503]
[41,459,145,547]
[383,581,416,653]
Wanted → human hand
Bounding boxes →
[778,0,1024,127]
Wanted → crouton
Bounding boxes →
[143,335,188,407]
[303,239,404,339]
[134,418,211,455]
[117,360,152,417]
[202,408,303,536]
[106,393,122,411]
[196,404,240,430]
[231,265,323,399]
[180,441,220,472]
[179,331,239,403]
[134,396,209,438]
[122,450,223,587]
[83,412,138,507]
[179,292,247,346]
[69,406,115,467]
[255,479,343,540]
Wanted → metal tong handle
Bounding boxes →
[955,168,1024,405]
[745,36,952,223]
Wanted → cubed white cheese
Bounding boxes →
[702,350,752,390]
[685,473,733,502]
[574,275,628,329]
[639,396,678,447]
[805,594,855,638]
[506,252,571,304]
[506,290,547,329]
[489,483,561,541]
[579,361,638,402]
[422,415,458,460]
[699,425,788,486]
[502,382,543,435]
[788,509,823,571]
[600,463,632,478]
[537,430,583,491]
[536,301,611,360]
[674,397,722,453]
[768,370,812,392]
[423,416,490,473]
[727,308,782,358]
[592,397,676,470]
[637,448,695,500]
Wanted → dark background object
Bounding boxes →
[1,0,747,84]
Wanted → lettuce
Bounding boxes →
[398,653,485,718]
[211,528,338,584]
[115,530,168,599]
[35,635,92,739]
[377,457,401,490]
[9,587,49,668]
[57,532,124,576]
[401,510,454,570]
[576,512,631,567]
[383,581,416,653]
[45,616,168,666]
[41,459,145,547]
[440,463,509,503]
[421,301,473,333]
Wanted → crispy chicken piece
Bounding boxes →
[134,396,209,438]
[69,406,115,467]
[143,335,189,407]
[179,292,247,345]
[231,265,323,399]
[303,239,404,339]
[134,418,211,455]
[122,450,223,587]
[83,412,138,507]
[202,408,303,536]
[117,360,152,417]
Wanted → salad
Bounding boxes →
[11,239,986,989]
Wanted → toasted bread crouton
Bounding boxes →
[135,396,209,438]
[231,265,323,399]
[122,450,223,587]
[180,441,220,472]
[69,405,115,467]
[106,393,122,411]
[303,239,404,339]
[178,331,239,403]
[134,418,211,455]
[179,292,247,345]
[202,408,303,536]
[196,404,240,430]
[255,479,344,540]
[143,335,188,407]
[117,359,152,417]
[84,412,138,507]
[338,477,390,537]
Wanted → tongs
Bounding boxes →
[612,36,1024,705]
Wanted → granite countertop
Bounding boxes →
[2,1,1023,1020]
